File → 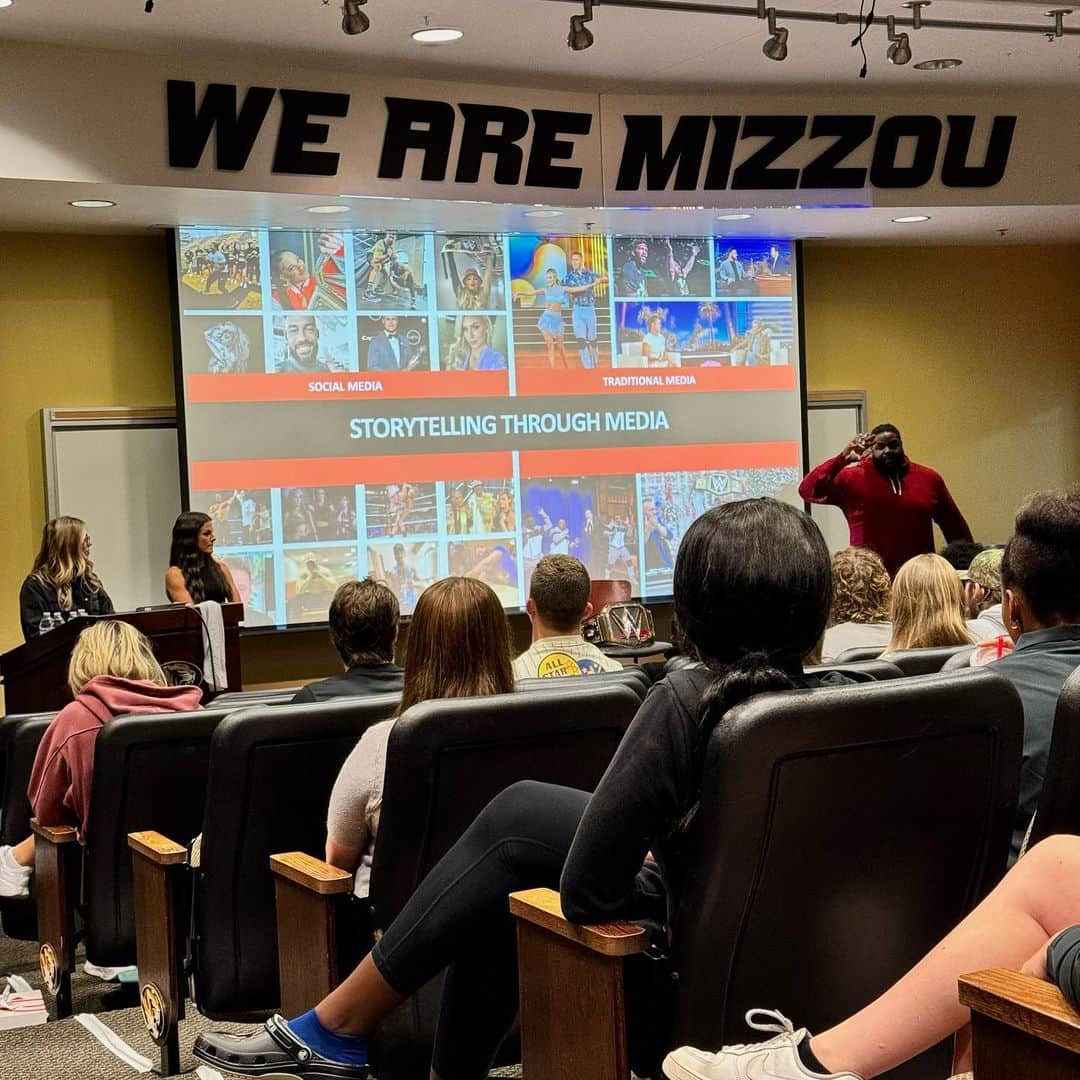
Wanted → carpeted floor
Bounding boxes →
[1,929,525,1080]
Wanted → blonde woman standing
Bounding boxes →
[19,516,114,640]
[885,553,973,652]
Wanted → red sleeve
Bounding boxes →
[798,452,853,507]
[933,476,973,543]
[27,724,75,829]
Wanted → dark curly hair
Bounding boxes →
[829,547,891,626]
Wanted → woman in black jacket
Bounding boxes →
[19,516,113,639]
[194,498,838,1080]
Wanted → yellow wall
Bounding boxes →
[1,234,1078,673]
[801,244,1080,543]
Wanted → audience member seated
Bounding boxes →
[884,553,973,652]
[19,515,114,640]
[964,547,1010,664]
[939,538,984,573]
[193,498,849,1078]
[164,511,241,605]
[513,554,624,679]
[323,576,513,899]
[291,579,404,703]
[820,547,892,662]
[0,621,202,899]
[661,832,1080,1080]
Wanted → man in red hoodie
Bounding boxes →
[799,423,972,577]
[0,622,202,899]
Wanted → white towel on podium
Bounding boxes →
[196,600,229,690]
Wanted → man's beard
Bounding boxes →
[874,455,907,477]
[289,345,317,368]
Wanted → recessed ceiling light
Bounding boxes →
[411,24,463,43]
[305,204,350,214]
[914,57,962,69]
[716,213,753,221]
[68,199,116,208]
[523,209,563,218]
[0,1,14,9]
[892,214,931,223]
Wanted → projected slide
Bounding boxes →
[175,227,803,626]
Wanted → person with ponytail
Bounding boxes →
[165,511,241,606]
[195,499,842,1080]
[19,516,114,640]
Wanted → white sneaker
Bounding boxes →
[662,1009,864,1080]
[0,845,32,899]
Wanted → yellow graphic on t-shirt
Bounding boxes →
[537,652,582,678]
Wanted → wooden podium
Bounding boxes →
[0,604,244,714]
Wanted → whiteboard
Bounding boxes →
[43,409,181,613]
[806,394,866,554]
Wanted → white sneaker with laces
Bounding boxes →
[662,1009,864,1080]
[0,844,32,899]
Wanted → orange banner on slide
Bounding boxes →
[191,451,515,490]
[186,370,509,403]
[519,441,800,478]
[515,365,796,397]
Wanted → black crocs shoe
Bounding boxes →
[193,1014,369,1078]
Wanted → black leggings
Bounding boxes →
[370,780,590,1079]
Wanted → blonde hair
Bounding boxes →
[67,620,166,696]
[32,516,103,611]
[887,554,972,652]
[830,547,891,626]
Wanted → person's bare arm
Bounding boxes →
[326,838,364,874]
[165,566,194,604]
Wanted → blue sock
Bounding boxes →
[286,1009,369,1066]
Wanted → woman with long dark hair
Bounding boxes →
[19,516,114,639]
[165,511,240,605]
[324,577,513,898]
[195,499,837,1080]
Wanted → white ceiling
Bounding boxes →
[2,178,1077,244]
[1,0,1077,90]
[2,0,1076,241]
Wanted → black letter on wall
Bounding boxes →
[799,115,873,189]
[272,89,350,176]
[941,115,1016,188]
[524,109,592,189]
[378,97,456,181]
[616,116,709,191]
[167,80,275,170]
[702,117,741,190]
[869,115,942,188]
[455,104,531,184]
[731,116,807,190]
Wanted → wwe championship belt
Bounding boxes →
[582,602,655,646]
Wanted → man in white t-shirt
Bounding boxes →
[513,555,624,679]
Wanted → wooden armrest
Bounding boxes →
[270,852,354,895]
[128,830,189,866]
[509,888,649,957]
[959,968,1080,1054]
[30,820,78,845]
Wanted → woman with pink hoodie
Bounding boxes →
[0,620,202,898]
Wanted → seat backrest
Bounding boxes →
[192,694,400,1017]
[368,682,640,1079]
[515,667,649,700]
[671,671,1023,1080]
[941,648,978,672]
[0,712,54,846]
[882,644,975,675]
[804,660,905,682]
[370,682,641,927]
[1026,667,1080,848]
[83,706,237,964]
[832,645,886,663]
[210,688,298,708]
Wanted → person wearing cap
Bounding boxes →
[455,252,495,310]
[965,547,1007,640]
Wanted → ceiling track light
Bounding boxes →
[886,15,912,63]
[902,0,929,30]
[761,6,789,60]
[1045,8,1072,39]
[342,0,369,35]
[568,0,594,49]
